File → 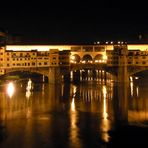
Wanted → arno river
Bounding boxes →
[0,76,148,148]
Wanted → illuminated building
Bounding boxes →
[0,43,148,83]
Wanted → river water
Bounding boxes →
[0,78,148,148]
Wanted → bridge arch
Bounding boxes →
[94,54,103,62]
[70,54,81,63]
[82,54,93,63]
[129,68,148,76]
[3,69,49,82]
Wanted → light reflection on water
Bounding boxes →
[7,82,15,98]
[0,79,148,147]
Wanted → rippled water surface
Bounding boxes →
[0,79,148,147]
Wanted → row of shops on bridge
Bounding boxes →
[0,44,148,75]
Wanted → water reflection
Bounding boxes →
[101,85,110,142]
[69,85,81,148]
[0,78,148,147]
[26,79,33,99]
[7,82,15,98]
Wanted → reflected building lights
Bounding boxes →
[71,85,77,112]
[26,90,31,99]
[70,86,81,148]
[70,71,73,81]
[71,98,75,112]
[102,85,108,119]
[130,81,134,97]
[136,86,139,97]
[26,78,33,91]
[72,85,77,98]
[101,85,110,142]
[26,79,33,99]
[7,82,15,98]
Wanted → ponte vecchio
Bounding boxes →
[1,43,148,83]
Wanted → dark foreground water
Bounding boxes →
[0,79,148,148]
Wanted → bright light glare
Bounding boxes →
[26,79,32,91]
[103,54,107,61]
[7,82,15,98]
[71,98,75,112]
[71,55,75,60]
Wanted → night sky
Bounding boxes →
[1,0,148,44]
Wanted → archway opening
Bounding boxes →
[0,71,48,83]
[82,54,93,63]
[94,54,103,63]
[70,54,81,63]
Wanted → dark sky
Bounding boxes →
[1,0,148,44]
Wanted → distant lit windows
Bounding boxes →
[20,53,23,57]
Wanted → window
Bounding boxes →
[82,46,93,52]
[71,46,81,52]
[32,62,35,66]
[142,61,146,64]
[94,46,105,52]
[142,56,146,59]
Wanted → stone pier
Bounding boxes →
[48,67,62,84]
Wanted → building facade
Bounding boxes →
[1,44,148,76]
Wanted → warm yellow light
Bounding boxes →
[7,82,15,98]
[26,78,33,91]
[103,54,107,61]
[136,86,139,97]
[70,55,75,60]
[71,98,75,112]
[6,45,71,51]
[130,81,133,97]
[103,85,108,120]
[82,61,86,64]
